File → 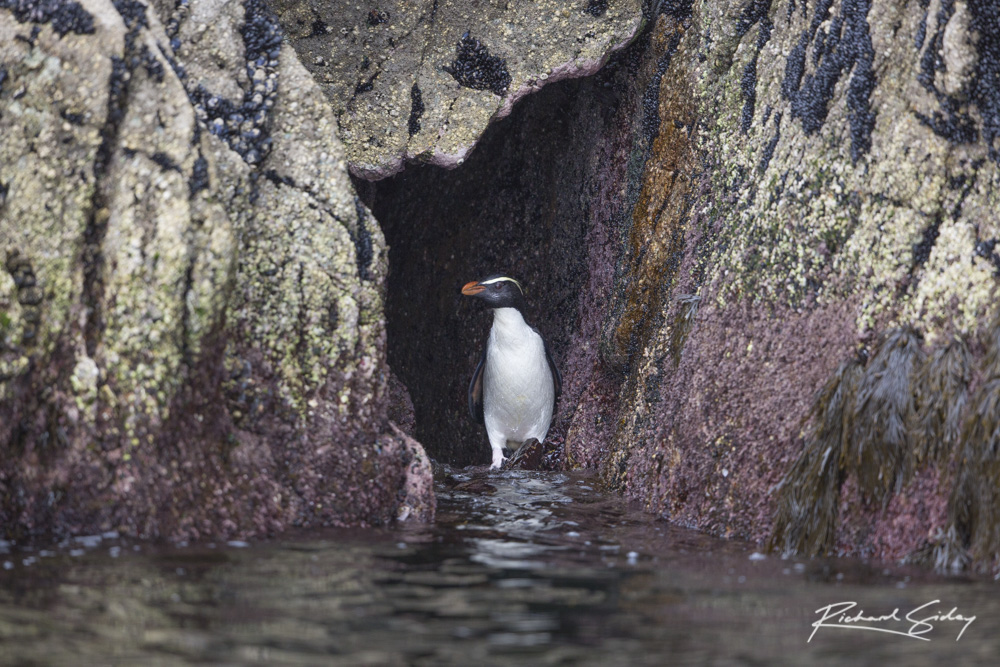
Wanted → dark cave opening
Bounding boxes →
[355,74,621,466]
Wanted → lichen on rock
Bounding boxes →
[0,0,432,542]
[611,0,1000,567]
[270,0,645,178]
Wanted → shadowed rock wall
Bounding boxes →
[356,73,614,466]
[0,0,432,541]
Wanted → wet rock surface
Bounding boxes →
[270,0,644,178]
[0,0,432,541]
[504,436,564,471]
[588,0,1000,569]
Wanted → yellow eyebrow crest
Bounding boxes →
[479,276,524,295]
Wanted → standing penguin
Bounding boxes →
[462,274,561,469]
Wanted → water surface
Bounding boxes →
[1,468,996,665]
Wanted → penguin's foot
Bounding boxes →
[490,450,507,470]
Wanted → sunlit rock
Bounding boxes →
[271,0,644,178]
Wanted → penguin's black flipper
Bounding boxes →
[468,348,486,423]
[544,340,562,398]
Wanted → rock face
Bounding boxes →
[271,0,644,178]
[5,0,1000,572]
[362,0,1000,571]
[618,0,1000,570]
[581,0,1000,570]
[0,0,433,541]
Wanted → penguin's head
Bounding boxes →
[461,274,526,311]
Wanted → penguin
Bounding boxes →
[461,274,561,469]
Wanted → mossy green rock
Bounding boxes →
[0,0,432,540]
[567,0,1000,569]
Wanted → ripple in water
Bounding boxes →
[0,467,996,664]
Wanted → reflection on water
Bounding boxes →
[0,468,997,665]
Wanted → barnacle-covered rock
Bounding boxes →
[270,0,644,178]
[0,0,432,541]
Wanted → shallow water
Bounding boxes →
[0,468,996,665]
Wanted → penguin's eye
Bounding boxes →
[493,283,501,291]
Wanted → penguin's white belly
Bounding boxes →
[483,326,554,446]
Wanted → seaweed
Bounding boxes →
[950,376,1000,568]
[946,314,1000,569]
[770,359,862,556]
[908,338,970,469]
[845,328,923,504]
[772,329,933,556]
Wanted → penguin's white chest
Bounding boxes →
[482,308,555,445]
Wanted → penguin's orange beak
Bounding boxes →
[461,281,485,296]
